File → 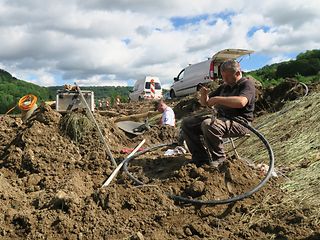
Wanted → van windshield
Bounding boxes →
[145,82,161,90]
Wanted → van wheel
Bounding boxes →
[170,90,176,99]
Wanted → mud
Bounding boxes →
[255,79,308,114]
[0,96,319,239]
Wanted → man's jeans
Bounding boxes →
[181,115,250,163]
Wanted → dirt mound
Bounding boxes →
[127,156,263,200]
[0,95,319,239]
[255,79,307,114]
[132,125,178,145]
[173,96,202,120]
[109,100,155,116]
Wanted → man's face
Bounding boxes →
[221,70,239,85]
[157,103,165,112]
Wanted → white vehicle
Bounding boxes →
[129,76,162,101]
[170,49,254,98]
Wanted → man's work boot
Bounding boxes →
[190,155,211,167]
[209,158,226,168]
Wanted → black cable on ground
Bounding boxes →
[123,117,275,205]
[123,142,174,186]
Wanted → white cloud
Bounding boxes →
[75,75,128,86]
[0,0,319,87]
[267,56,293,65]
[16,69,57,86]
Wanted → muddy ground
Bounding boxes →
[0,81,320,239]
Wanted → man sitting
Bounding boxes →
[181,59,255,167]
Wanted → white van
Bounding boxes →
[129,76,162,101]
[170,49,254,98]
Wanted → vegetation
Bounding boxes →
[60,112,94,143]
[247,49,320,86]
[0,70,133,114]
[48,86,133,105]
[236,92,320,217]
[0,69,50,114]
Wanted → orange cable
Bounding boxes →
[18,94,37,111]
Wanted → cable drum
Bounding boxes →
[18,94,38,111]
[18,94,38,122]
[123,117,275,205]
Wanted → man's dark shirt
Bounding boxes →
[209,77,255,121]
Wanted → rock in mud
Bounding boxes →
[186,180,205,197]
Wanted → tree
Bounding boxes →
[296,49,320,60]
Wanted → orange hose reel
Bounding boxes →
[18,94,38,111]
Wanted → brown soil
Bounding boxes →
[0,96,319,239]
[255,79,308,115]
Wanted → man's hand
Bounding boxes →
[199,85,209,106]
[199,85,209,96]
[200,86,209,96]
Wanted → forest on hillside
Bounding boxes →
[0,69,50,114]
[48,86,133,105]
[248,49,320,86]
[0,69,134,114]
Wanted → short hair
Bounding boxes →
[220,59,241,73]
[153,99,164,110]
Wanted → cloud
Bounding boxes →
[18,69,57,86]
[75,74,129,86]
[267,55,293,65]
[0,0,319,87]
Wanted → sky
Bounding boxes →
[0,0,319,88]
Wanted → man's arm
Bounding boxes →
[207,96,248,108]
[206,79,255,108]
[200,87,248,108]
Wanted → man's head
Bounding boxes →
[154,99,167,113]
[220,59,242,86]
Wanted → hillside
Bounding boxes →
[247,49,320,86]
[0,70,133,114]
[0,69,51,114]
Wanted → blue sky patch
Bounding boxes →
[240,54,271,71]
[240,52,298,71]
[121,38,131,45]
[171,11,236,29]
[170,14,209,28]
[211,11,235,26]
[247,26,271,37]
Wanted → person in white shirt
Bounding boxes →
[155,100,175,126]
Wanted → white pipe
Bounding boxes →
[101,139,146,188]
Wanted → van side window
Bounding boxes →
[145,82,150,89]
[133,83,138,91]
[178,69,185,81]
